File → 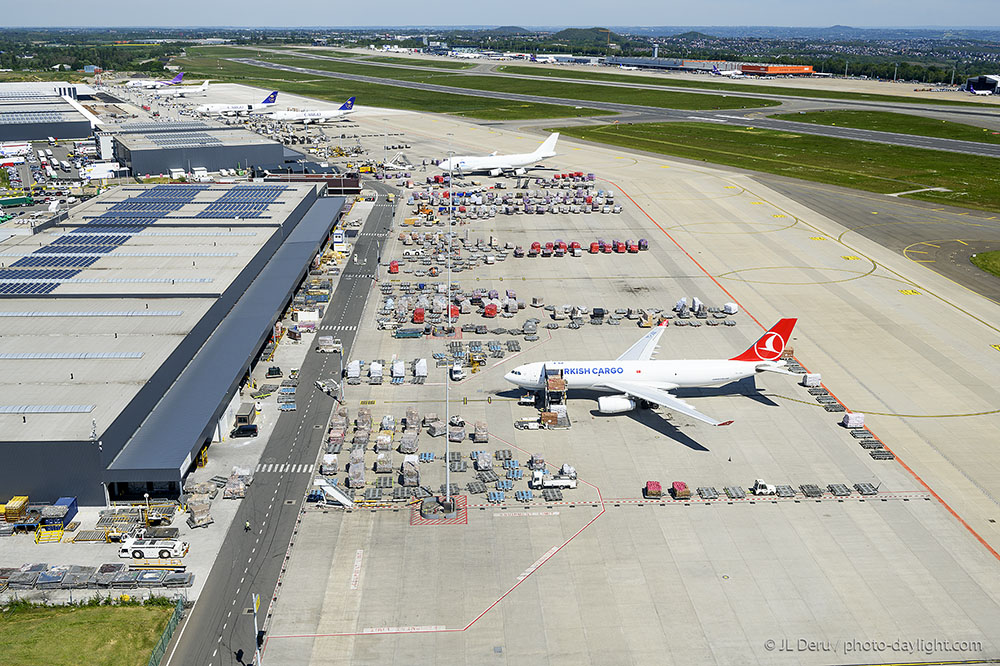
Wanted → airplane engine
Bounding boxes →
[597,395,636,414]
[488,168,502,177]
[513,168,527,176]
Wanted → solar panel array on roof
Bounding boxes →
[0,310,183,317]
[0,111,81,125]
[0,404,95,414]
[217,186,287,202]
[0,352,145,360]
[147,133,223,149]
[115,121,215,134]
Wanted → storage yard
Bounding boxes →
[2,75,1000,666]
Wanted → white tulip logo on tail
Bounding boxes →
[754,332,785,361]
[729,318,797,363]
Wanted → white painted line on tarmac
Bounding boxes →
[360,625,446,634]
[516,546,560,583]
[494,511,560,518]
[350,549,364,590]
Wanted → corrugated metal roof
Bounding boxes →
[106,196,345,479]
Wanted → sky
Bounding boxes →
[5,0,998,29]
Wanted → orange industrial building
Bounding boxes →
[741,64,814,75]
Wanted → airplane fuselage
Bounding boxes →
[444,151,548,174]
[505,359,762,391]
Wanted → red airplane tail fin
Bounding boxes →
[730,318,797,362]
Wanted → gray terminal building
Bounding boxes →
[0,183,345,504]
[108,120,284,176]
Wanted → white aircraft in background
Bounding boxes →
[437,132,559,177]
[711,65,744,78]
[195,91,278,116]
[126,72,184,89]
[266,97,355,124]
[967,82,994,96]
[504,318,801,427]
[156,80,211,98]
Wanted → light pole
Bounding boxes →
[444,149,455,510]
[143,492,150,527]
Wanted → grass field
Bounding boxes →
[194,47,778,111]
[0,603,173,666]
[499,65,994,108]
[0,71,86,83]
[361,55,474,69]
[172,53,610,120]
[772,109,1000,144]
[971,251,1000,278]
[256,52,780,111]
[555,122,1000,211]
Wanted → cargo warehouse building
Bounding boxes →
[607,56,813,75]
[106,121,284,176]
[0,183,345,504]
[0,92,97,142]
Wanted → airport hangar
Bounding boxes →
[0,182,346,505]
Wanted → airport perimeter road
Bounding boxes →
[232,57,1000,159]
[165,184,396,666]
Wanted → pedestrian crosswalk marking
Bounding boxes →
[255,463,315,474]
[319,324,357,331]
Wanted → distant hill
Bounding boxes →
[551,27,624,45]
[485,26,533,36]
[672,31,717,40]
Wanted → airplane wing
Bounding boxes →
[615,323,667,362]
[604,381,733,427]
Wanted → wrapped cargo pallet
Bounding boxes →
[319,454,338,475]
[427,420,447,437]
[349,448,365,466]
[414,359,428,378]
[422,412,439,426]
[475,453,493,471]
[448,426,466,443]
[347,463,366,489]
[405,407,420,430]
[473,422,489,444]
[398,431,419,454]
[375,432,393,452]
[380,415,396,431]
[357,407,372,430]
[375,453,393,474]
[401,454,420,487]
[352,432,370,449]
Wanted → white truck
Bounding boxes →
[751,479,777,496]
[316,336,342,353]
[531,469,578,490]
[119,537,189,560]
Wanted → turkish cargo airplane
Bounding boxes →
[156,80,211,97]
[504,318,801,426]
[126,72,184,89]
[266,96,355,123]
[195,91,278,116]
[437,133,558,177]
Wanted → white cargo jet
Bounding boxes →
[266,97,355,123]
[711,65,744,78]
[504,318,800,426]
[126,72,184,89]
[195,91,278,116]
[156,80,211,98]
[437,133,559,177]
